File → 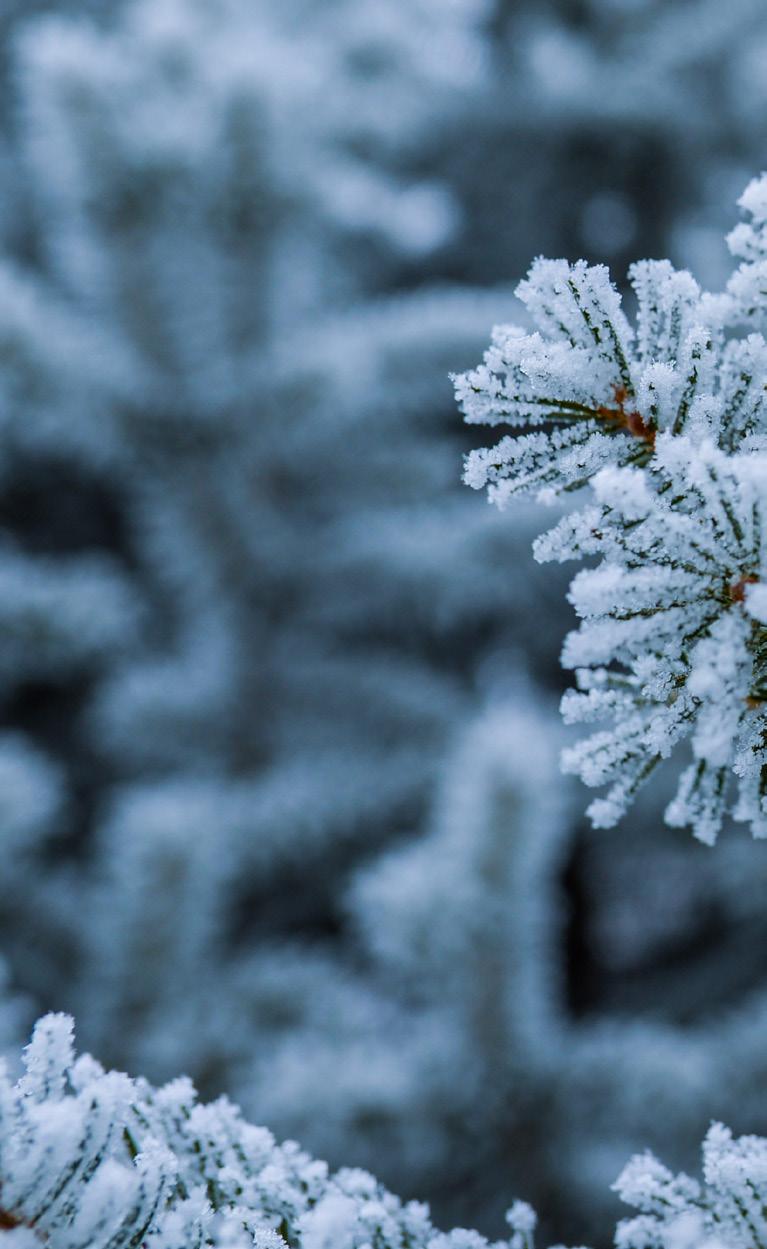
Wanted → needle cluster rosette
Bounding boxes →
[456,176,767,841]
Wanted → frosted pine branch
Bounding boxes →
[0,1014,538,1249]
[615,1123,767,1249]
[456,175,767,841]
[727,175,767,329]
[550,439,767,842]
[3,1017,767,1249]
[455,257,727,505]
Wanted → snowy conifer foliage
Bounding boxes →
[456,176,767,843]
[2,1015,767,1249]
[614,1123,767,1249]
[0,1013,544,1249]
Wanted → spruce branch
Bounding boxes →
[457,175,767,841]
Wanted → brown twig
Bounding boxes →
[597,385,656,448]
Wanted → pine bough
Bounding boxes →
[0,1013,763,1249]
[456,175,767,844]
[0,1013,538,1249]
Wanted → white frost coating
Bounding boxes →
[459,174,767,841]
[299,1194,358,1249]
[455,253,731,507]
[727,173,767,329]
[560,441,767,841]
[0,1015,541,1249]
[746,582,767,623]
[614,1124,767,1249]
[4,1017,767,1249]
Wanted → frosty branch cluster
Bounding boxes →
[2,1016,767,1249]
[0,1014,540,1249]
[614,1123,767,1249]
[456,176,767,843]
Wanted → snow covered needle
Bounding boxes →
[544,439,767,842]
[0,1013,543,1249]
[615,1123,767,1249]
[456,176,767,842]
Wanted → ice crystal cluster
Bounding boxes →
[3,1015,767,1249]
[0,1012,544,1249]
[456,177,767,843]
[614,1123,767,1249]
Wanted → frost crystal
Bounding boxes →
[615,1124,767,1249]
[457,176,767,841]
[727,175,767,330]
[0,1016,533,1249]
[6,1017,767,1249]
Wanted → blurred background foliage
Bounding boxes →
[1,1,767,1246]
